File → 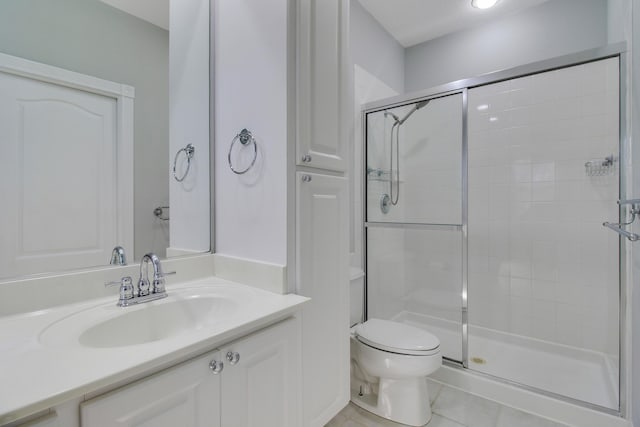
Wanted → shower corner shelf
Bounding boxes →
[367,168,401,183]
[585,155,616,176]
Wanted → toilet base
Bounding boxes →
[350,376,432,426]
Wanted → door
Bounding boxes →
[0,66,122,277]
[467,57,620,409]
[364,94,464,362]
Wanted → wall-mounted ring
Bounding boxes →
[228,128,258,175]
[173,143,195,182]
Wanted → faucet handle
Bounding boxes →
[105,276,135,303]
[138,277,151,297]
[152,271,175,295]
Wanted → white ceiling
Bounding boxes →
[358,0,552,47]
[98,0,552,44]
[100,0,169,31]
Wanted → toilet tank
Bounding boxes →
[350,267,365,326]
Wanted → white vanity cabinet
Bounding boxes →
[80,317,300,427]
[296,172,350,427]
[296,0,349,172]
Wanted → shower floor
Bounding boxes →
[393,311,618,410]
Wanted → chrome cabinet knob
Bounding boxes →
[226,351,240,365]
[301,154,312,163]
[209,360,224,374]
[302,175,312,183]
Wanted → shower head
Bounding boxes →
[397,99,430,125]
[415,99,430,110]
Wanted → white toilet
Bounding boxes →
[350,318,441,426]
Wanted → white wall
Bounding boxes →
[350,0,404,94]
[404,0,608,92]
[0,0,169,261]
[169,0,210,255]
[214,0,289,265]
[350,0,404,271]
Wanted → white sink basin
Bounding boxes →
[39,286,247,348]
[78,296,237,347]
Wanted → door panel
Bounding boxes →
[0,71,119,277]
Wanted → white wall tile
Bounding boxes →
[532,279,556,302]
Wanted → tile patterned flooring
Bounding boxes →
[326,380,567,427]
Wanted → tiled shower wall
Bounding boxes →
[467,58,620,354]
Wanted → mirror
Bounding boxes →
[0,0,211,280]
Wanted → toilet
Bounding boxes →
[350,318,441,426]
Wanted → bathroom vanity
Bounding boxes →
[0,270,307,427]
[81,317,300,427]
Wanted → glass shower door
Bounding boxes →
[365,93,464,361]
[466,58,620,409]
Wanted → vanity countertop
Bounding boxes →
[0,276,308,425]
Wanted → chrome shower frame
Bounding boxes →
[361,42,629,417]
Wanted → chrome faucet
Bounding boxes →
[138,252,169,297]
[109,246,127,266]
[105,253,175,307]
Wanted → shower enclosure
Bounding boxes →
[363,50,624,413]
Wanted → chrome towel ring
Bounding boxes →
[228,128,257,175]
[173,143,195,182]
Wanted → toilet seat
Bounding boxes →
[354,319,440,356]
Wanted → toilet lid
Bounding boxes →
[355,319,440,355]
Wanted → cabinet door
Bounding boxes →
[297,0,349,172]
[220,317,301,427]
[14,413,59,427]
[81,351,222,427]
[296,172,349,426]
